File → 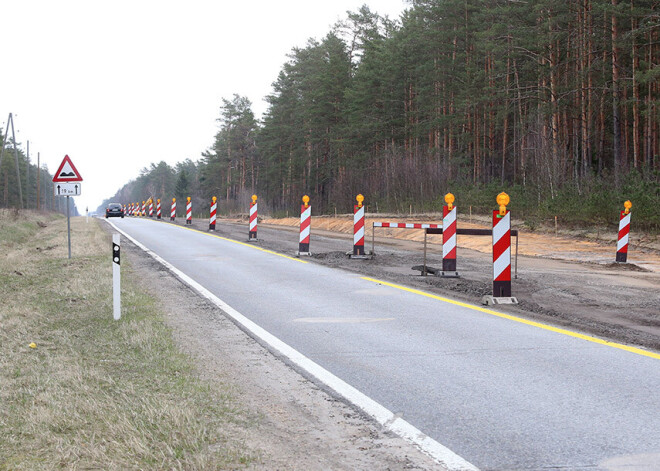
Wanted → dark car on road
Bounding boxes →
[105,203,124,218]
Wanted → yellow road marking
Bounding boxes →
[159,220,307,264]
[361,277,660,360]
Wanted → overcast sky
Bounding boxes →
[1,0,407,212]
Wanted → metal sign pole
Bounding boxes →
[112,234,121,320]
[67,195,71,259]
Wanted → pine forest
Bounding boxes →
[3,1,658,229]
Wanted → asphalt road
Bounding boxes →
[109,217,660,471]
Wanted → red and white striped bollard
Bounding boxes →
[249,194,258,241]
[171,198,176,221]
[616,200,632,263]
[298,195,311,255]
[156,199,161,219]
[352,194,365,256]
[148,199,154,217]
[492,192,512,298]
[442,193,458,276]
[186,197,192,225]
[209,196,217,231]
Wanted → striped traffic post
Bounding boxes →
[442,193,458,276]
[353,194,365,256]
[249,194,258,241]
[128,203,133,216]
[616,200,632,263]
[186,197,192,225]
[492,192,512,298]
[141,201,146,217]
[298,195,311,255]
[148,199,154,217]
[171,198,176,221]
[209,196,217,231]
[156,199,161,219]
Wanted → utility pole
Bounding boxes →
[0,113,24,208]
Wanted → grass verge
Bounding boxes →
[0,209,253,469]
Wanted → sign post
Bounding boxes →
[112,234,121,320]
[52,155,83,259]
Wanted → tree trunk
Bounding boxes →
[612,0,622,188]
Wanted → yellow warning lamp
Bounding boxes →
[356,194,364,208]
[252,194,258,204]
[302,195,310,208]
[157,198,160,204]
[445,193,455,211]
[212,196,217,204]
[172,197,176,203]
[142,200,145,205]
[187,197,191,203]
[496,192,510,217]
[623,200,632,214]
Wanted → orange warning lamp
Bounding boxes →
[623,200,632,214]
[212,196,217,203]
[172,197,176,203]
[142,200,145,205]
[302,195,310,207]
[445,193,455,211]
[496,192,510,217]
[157,198,160,204]
[187,197,191,203]
[252,194,258,204]
[356,194,364,208]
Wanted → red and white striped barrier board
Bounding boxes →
[171,199,176,221]
[186,198,192,225]
[353,204,365,255]
[492,210,511,297]
[209,198,217,231]
[148,200,154,217]
[373,222,441,229]
[156,199,161,219]
[299,204,311,254]
[443,205,457,273]
[249,202,258,240]
[141,202,146,217]
[616,210,631,263]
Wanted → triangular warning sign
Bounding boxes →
[52,155,83,182]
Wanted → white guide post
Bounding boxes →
[112,233,121,320]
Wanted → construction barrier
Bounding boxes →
[209,196,217,231]
[373,222,441,229]
[141,201,146,217]
[352,194,366,257]
[298,195,311,255]
[186,197,192,225]
[616,200,632,263]
[442,193,457,276]
[171,198,176,221]
[148,199,154,217]
[156,199,161,219]
[249,195,258,241]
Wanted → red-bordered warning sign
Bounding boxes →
[52,155,83,182]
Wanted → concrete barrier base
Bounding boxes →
[482,295,518,306]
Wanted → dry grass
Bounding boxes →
[0,210,253,469]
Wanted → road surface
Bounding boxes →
[108,217,660,470]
